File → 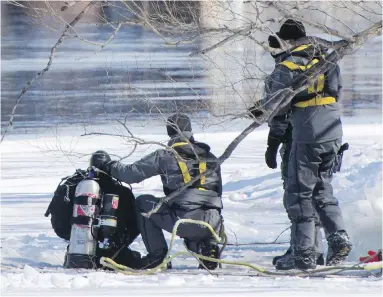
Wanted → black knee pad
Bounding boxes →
[135,195,157,212]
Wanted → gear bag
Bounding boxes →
[45,169,87,240]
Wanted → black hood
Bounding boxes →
[168,137,211,159]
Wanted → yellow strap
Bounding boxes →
[317,73,325,93]
[171,142,188,148]
[199,162,207,185]
[172,142,208,190]
[291,44,311,53]
[177,161,191,183]
[279,58,319,71]
[294,96,336,108]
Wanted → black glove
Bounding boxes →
[265,133,282,169]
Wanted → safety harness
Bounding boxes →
[171,142,208,191]
[279,44,336,108]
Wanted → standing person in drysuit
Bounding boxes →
[265,35,324,270]
[257,19,352,270]
[96,114,223,270]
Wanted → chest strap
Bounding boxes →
[294,96,336,108]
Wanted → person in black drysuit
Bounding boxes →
[46,150,140,268]
[97,114,223,270]
[255,19,352,270]
[265,35,324,270]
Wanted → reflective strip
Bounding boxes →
[280,58,320,71]
[177,161,192,183]
[171,142,192,183]
[172,142,208,190]
[291,44,310,53]
[307,81,315,94]
[294,96,336,108]
[171,142,188,148]
[317,74,325,92]
[199,162,207,185]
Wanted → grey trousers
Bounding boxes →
[280,142,324,254]
[283,139,346,253]
[135,194,222,254]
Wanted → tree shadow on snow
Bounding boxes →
[223,172,281,192]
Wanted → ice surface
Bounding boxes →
[1,117,382,296]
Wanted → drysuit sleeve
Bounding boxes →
[109,150,165,184]
[260,65,294,113]
[326,64,343,101]
[268,114,290,141]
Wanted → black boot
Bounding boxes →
[198,242,220,270]
[275,252,295,270]
[113,248,142,270]
[272,247,292,266]
[136,248,168,270]
[326,231,352,266]
[316,253,325,265]
[294,249,317,270]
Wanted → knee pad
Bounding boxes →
[135,194,156,212]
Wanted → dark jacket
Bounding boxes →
[264,42,343,143]
[109,136,223,211]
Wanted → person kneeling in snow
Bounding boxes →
[96,113,224,270]
[45,150,140,268]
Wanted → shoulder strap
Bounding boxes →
[279,58,320,71]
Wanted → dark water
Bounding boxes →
[1,3,207,130]
[1,3,382,132]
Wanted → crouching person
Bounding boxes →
[96,114,224,270]
[45,150,140,269]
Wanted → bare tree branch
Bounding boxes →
[1,1,96,143]
[143,18,382,217]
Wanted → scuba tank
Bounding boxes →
[64,174,121,268]
[65,178,101,269]
[98,193,119,250]
[64,151,122,269]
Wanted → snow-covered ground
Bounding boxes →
[1,116,382,296]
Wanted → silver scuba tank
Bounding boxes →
[65,179,101,269]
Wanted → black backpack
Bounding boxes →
[45,169,87,240]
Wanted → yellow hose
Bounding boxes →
[100,219,383,277]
